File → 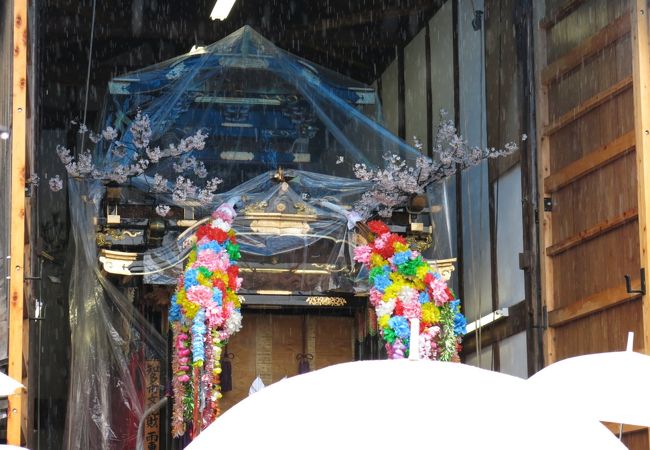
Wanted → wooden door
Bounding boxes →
[535,0,649,445]
[220,312,355,412]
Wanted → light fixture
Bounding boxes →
[0,126,9,140]
[210,0,236,20]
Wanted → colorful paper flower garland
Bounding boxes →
[169,203,243,438]
[353,220,466,360]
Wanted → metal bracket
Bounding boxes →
[532,305,548,330]
[624,268,646,295]
[543,197,552,212]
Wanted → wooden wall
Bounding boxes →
[535,0,649,444]
[219,312,355,412]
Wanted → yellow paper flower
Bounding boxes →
[414,280,426,291]
[415,264,430,280]
[389,272,408,286]
[393,242,409,253]
[213,271,229,284]
[370,253,388,268]
[421,303,441,324]
[227,290,239,306]
[383,284,402,302]
[378,314,390,328]
[196,273,209,286]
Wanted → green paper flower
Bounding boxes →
[226,242,241,260]
[398,256,425,277]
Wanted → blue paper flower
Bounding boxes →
[191,309,207,363]
[184,268,199,290]
[198,241,222,254]
[454,313,467,336]
[449,299,461,313]
[169,294,181,322]
[373,273,391,292]
[212,289,223,306]
[392,250,412,266]
[418,292,430,304]
[388,315,410,339]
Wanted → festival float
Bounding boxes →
[54,26,514,448]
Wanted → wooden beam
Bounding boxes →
[425,22,433,157]
[541,11,631,86]
[8,0,27,445]
[287,0,438,36]
[603,422,647,435]
[534,0,557,364]
[544,131,635,193]
[631,0,650,355]
[397,43,405,139]
[548,282,641,327]
[545,208,638,257]
[539,0,589,30]
[542,75,633,137]
[462,300,528,356]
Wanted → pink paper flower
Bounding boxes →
[212,204,236,223]
[353,245,372,264]
[369,288,384,307]
[195,249,221,271]
[429,277,451,306]
[186,285,213,307]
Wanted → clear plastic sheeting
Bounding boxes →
[144,169,371,293]
[97,25,424,194]
[63,26,455,449]
[64,180,167,450]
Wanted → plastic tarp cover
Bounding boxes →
[64,181,167,450]
[97,25,429,196]
[62,25,454,449]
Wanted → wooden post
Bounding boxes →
[631,0,650,355]
[8,0,27,444]
[533,1,557,365]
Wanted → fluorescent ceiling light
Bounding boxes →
[210,0,237,20]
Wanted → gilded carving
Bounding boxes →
[305,296,347,306]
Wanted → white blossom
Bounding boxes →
[146,146,162,163]
[102,126,119,141]
[111,142,127,158]
[56,145,74,165]
[106,165,129,184]
[152,173,169,192]
[224,309,242,336]
[49,175,63,192]
[197,189,215,204]
[352,110,517,219]
[172,176,196,202]
[177,130,208,154]
[155,204,171,217]
[335,156,344,165]
[172,156,196,174]
[203,177,223,193]
[130,111,152,149]
[78,123,88,134]
[88,132,101,143]
[77,151,95,175]
[28,173,40,187]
